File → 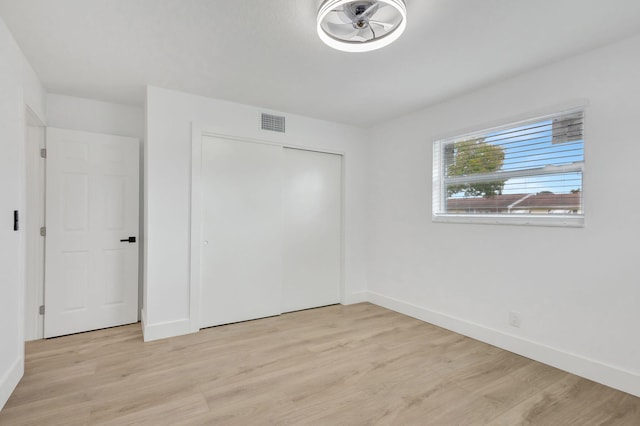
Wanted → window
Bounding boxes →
[433,108,585,227]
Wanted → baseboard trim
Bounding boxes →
[366,291,640,398]
[0,356,23,411]
[141,310,195,342]
[344,291,369,305]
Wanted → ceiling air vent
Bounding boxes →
[261,113,286,133]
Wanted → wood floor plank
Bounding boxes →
[1,303,638,425]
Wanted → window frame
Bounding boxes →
[432,108,585,228]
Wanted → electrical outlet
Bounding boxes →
[509,311,522,328]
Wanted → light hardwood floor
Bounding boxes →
[1,303,639,425]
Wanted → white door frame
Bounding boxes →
[189,124,346,332]
[24,122,143,341]
[24,107,46,341]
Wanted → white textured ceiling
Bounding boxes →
[1,0,640,127]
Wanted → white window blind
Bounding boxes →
[433,108,585,227]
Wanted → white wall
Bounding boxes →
[366,34,640,397]
[144,86,369,340]
[46,94,144,139]
[0,16,45,410]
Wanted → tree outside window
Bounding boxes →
[446,138,506,198]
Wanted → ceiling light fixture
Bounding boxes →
[317,0,407,53]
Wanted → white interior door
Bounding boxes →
[200,136,283,328]
[282,148,342,313]
[44,128,139,338]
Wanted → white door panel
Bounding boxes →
[45,128,139,338]
[200,136,283,328]
[282,148,342,313]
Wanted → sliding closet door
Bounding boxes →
[200,136,283,328]
[282,148,342,313]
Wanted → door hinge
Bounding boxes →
[39,305,45,315]
[40,226,46,236]
[40,148,47,158]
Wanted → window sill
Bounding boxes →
[432,213,584,228]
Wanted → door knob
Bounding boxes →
[120,236,136,243]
